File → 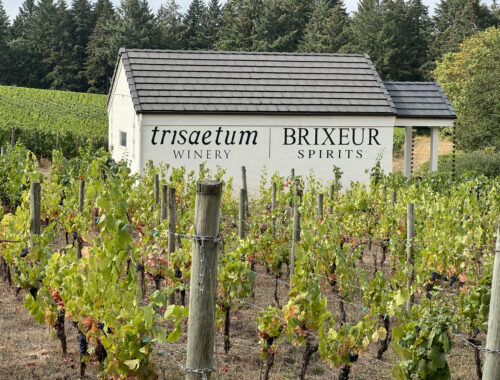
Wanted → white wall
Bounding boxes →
[108,59,141,172]
[139,114,395,192]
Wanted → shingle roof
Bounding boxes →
[110,49,397,116]
[384,82,456,119]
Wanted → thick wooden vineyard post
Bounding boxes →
[186,180,222,380]
[392,191,397,207]
[241,166,249,217]
[406,204,415,313]
[30,182,41,246]
[329,184,334,214]
[272,182,277,237]
[154,174,160,207]
[317,193,324,221]
[76,179,85,259]
[161,184,168,223]
[483,214,500,380]
[239,188,245,240]
[10,127,16,147]
[167,187,177,306]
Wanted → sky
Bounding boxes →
[2,0,496,23]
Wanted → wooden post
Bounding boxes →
[154,174,160,206]
[317,193,324,221]
[75,180,85,258]
[30,182,41,246]
[329,184,334,214]
[483,213,500,380]
[33,128,38,157]
[404,126,413,179]
[186,181,222,380]
[406,204,415,312]
[1,146,5,155]
[290,202,301,283]
[161,184,168,223]
[272,182,277,237]
[10,127,16,147]
[76,136,81,155]
[241,166,249,217]
[56,132,60,149]
[239,188,245,240]
[167,187,177,306]
[392,191,397,207]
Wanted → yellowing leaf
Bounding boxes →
[124,359,140,370]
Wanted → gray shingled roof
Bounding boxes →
[384,82,456,119]
[110,49,397,115]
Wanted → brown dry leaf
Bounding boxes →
[81,246,91,259]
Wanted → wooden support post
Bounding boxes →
[167,187,177,306]
[329,184,334,214]
[186,181,222,380]
[404,126,413,179]
[10,127,16,147]
[76,136,81,155]
[241,166,249,217]
[76,179,85,259]
[429,127,439,172]
[239,188,245,240]
[161,184,168,223]
[406,204,415,313]
[1,146,5,155]
[30,182,41,246]
[272,182,277,237]
[392,191,397,207]
[290,201,301,283]
[56,132,60,149]
[154,174,160,207]
[483,213,500,380]
[317,193,323,221]
[33,128,38,157]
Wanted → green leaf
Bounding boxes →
[167,327,181,342]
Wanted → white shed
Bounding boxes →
[107,49,456,190]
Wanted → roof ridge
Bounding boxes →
[120,48,366,58]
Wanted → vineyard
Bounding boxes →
[0,144,499,379]
[0,86,107,157]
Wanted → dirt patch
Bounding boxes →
[393,135,453,173]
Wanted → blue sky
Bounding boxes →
[3,0,496,23]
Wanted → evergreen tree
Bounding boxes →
[254,0,312,52]
[299,0,349,53]
[205,0,222,48]
[70,0,94,91]
[0,0,9,84]
[216,0,262,51]
[157,0,185,49]
[85,0,115,93]
[44,0,76,90]
[183,0,209,49]
[433,0,496,54]
[106,0,159,62]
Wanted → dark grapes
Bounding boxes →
[349,353,359,363]
[20,248,28,258]
[430,272,438,281]
[174,268,182,279]
[78,334,88,355]
[29,287,38,299]
[449,275,457,286]
[136,263,144,272]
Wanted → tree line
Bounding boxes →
[0,0,498,95]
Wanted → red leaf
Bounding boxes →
[26,362,36,367]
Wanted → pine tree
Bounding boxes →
[183,0,209,49]
[70,0,94,91]
[44,0,76,90]
[216,0,262,51]
[157,0,185,49]
[433,0,496,54]
[299,0,349,53]
[85,0,115,93]
[254,0,312,52]
[205,0,222,48]
[0,0,10,84]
